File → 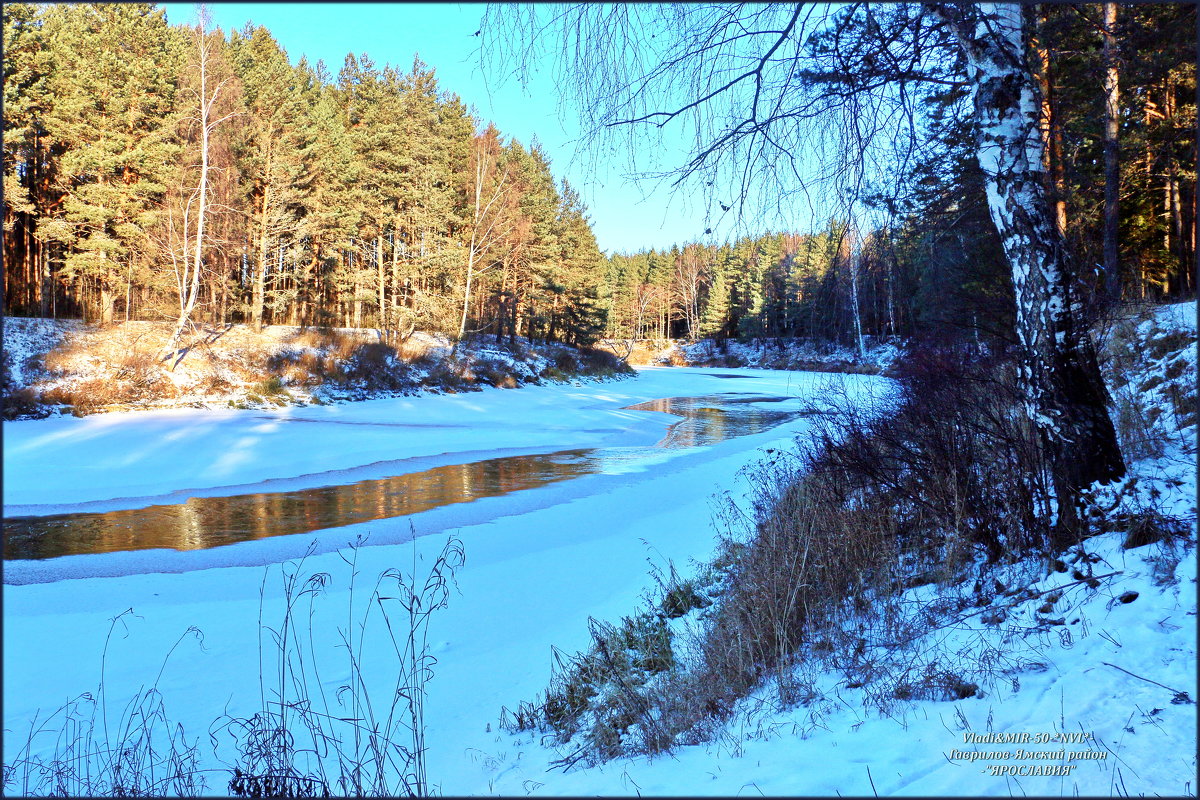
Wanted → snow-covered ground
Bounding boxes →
[606,334,900,373]
[2,316,627,419]
[3,366,883,794]
[3,302,1195,797]
[2,317,83,387]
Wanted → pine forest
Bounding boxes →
[2,4,1198,797]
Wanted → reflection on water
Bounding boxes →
[625,395,794,449]
[3,395,796,561]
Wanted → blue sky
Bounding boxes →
[160,2,721,255]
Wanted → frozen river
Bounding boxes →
[3,366,886,794]
[4,394,798,563]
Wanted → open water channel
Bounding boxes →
[3,393,798,560]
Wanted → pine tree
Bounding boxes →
[2,3,52,315]
[230,24,312,329]
[554,179,606,345]
[39,3,180,325]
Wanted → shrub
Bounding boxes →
[334,341,419,393]
[2,387,51,420]
[252,376,285,396]
[717,352,746,368]
[577,347,635,378]
[539,365,570,382]
[420,359,475,393]
[471,356,518,388]
[509,345,1065,764]
[551,348,579,373]
[509,611,681,766]
[42,378,118,415]
[0,346,11,393]
[822,346,1052,560]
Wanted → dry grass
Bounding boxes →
[2,611,207,797]
[599,339,677,366]
[510,313,1196,766]
[8,319,624,415]
[505,344,1073,764]
[215,536,464,797]
[3,536,465,798]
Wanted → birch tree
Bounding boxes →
[844,217,867,360]
[163,6,236,361]
[457,126,512,346]
[485,1,1125,530]
[931,3,1124,533]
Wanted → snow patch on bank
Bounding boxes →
[1,316,83,387]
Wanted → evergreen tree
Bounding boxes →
[2,2,52,315]
[39,3,180,324]
[230,24,312,329]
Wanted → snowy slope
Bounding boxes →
[471,301,1198,797]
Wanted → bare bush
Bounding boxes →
[2,387,51,420]
[508,345,1072,764]
[577,347,635,378]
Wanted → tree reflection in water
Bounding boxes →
[4,395,796,560]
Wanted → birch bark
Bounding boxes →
[163,12,230,365]
[935,2,1125,532]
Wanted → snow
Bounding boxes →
[498,530,1195,797]
[4,367,790,513]
[3,366,886,792]
[618,335,901,373]
[1155,300,1198,334]
[1,317,82,387]
[677,336,900,372]
[3,302,1195,797]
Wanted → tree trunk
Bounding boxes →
[352,246,362,329]
[1101,1,1120,300]
[1033,10,1067,237]
[458,245,475,344]
[253,186,269,331]
[377,234,386,331]
[940,2,1125,536]
[847,221,866,359]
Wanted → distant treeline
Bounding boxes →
[603,3,1195,347]
[603,228,906,348]
[2,3,606,345]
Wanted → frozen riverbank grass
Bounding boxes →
[504,301,1197,770]
[2,611,207,796]
[2,536,465,797]
[1,317,633,419]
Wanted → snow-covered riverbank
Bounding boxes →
[3,367,882,793]
[4,303,1195,796]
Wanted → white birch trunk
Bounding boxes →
[164,17,221,364]
[847,220,866,360]
[937,2,1124,529]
